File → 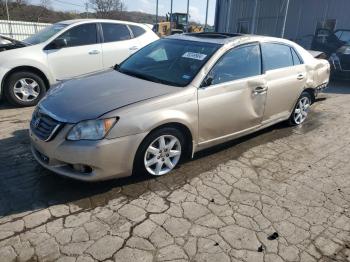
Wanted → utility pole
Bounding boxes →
[170,0,173,32]
[5,0,12,38]
[204,0,209,31]
[251,0,258,34]
[281,0,290,38]
[85,2,89,18]
[156,0,158,25]
[186,0,190,32]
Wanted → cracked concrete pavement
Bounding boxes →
[0,81,349,262]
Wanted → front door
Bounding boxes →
[46,23,103,81]
[198,43,267,145]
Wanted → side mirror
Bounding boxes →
[52,38,68,49]
[201,74,214,88]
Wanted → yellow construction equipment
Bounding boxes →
[153,12,203,37]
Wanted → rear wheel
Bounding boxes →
[4,71,47,107]
[289,92,312,126]
[133,127,185,177]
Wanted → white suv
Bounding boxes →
[0,19,159,106]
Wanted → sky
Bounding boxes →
[29,0,217,25]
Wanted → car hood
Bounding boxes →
[0,34,29,52]
[39,69,181,123]
[337,44,350,54]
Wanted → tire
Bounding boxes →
[4,71,47,107]
[289,92,312,126]
[133,127,186,177]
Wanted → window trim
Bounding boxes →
[100,22,132,43]
[45,23,100,50]
[261,41,304,73]
[200,42,263,88]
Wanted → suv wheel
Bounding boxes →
[4,71,47,107]
[134,127,185,177]
[289,92,312,126]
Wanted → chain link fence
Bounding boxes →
[0,20,51,40]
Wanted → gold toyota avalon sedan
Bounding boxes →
[30,33,330,181]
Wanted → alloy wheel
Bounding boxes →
[293,97,310,125]
[13,78,40,102]
[144,135,182,176]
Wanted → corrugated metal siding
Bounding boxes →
[215,0,350,48]
[0,20,51,41]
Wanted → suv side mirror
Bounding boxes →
[52,38,68,49]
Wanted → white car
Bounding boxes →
[0,19,159,106]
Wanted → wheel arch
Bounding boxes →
[133,121,195,173]
[146,122,194,159]
[1,66,50,95]
[303,88,316,104]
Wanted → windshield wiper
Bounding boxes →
[116,68,169,85]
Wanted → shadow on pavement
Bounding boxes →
[0,118,301,219]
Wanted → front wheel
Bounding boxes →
[4,71,47,107]
[133,127,185,177]
[289,92,312,126]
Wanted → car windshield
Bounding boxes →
[337,30,350,44]
[118,39,221,87]
[24,23,68,45]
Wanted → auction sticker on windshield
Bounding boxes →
[182,52,207,61]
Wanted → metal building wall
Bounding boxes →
[215,0,350,48]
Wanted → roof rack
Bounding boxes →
[185,32,242,39]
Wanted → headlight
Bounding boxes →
[343,47,350,55]
[67,118,117,141]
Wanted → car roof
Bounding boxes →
[59,19,147,27]
[167,32,295,47]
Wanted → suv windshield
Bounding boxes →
[118,39,221,87]
[24,23,68,45]
[337,30,350,44]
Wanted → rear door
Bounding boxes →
[198,43,267,144]
[46,23,103,80]
[100,23,140,67]
[261,43,307,124]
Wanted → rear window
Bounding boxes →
[102,23,131,43]
[261,43,294,71]
[130,25,146,37]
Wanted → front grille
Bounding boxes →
[30,108,62,141]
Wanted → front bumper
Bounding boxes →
[30,126,147,182]
[0,67,8,99]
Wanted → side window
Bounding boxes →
[207,44,261,86]
[291,48,302,65]
[261,43,294,71]
[129,25,146,38]
[102,23,131,43]
[58,23,97,47]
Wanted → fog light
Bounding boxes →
[72,164,92,174]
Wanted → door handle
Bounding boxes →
[88,50,100,55]
[253,86,268,95]
[129,46,139,51]
[297,73,305,80]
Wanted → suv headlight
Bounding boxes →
[67,118,117,141]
